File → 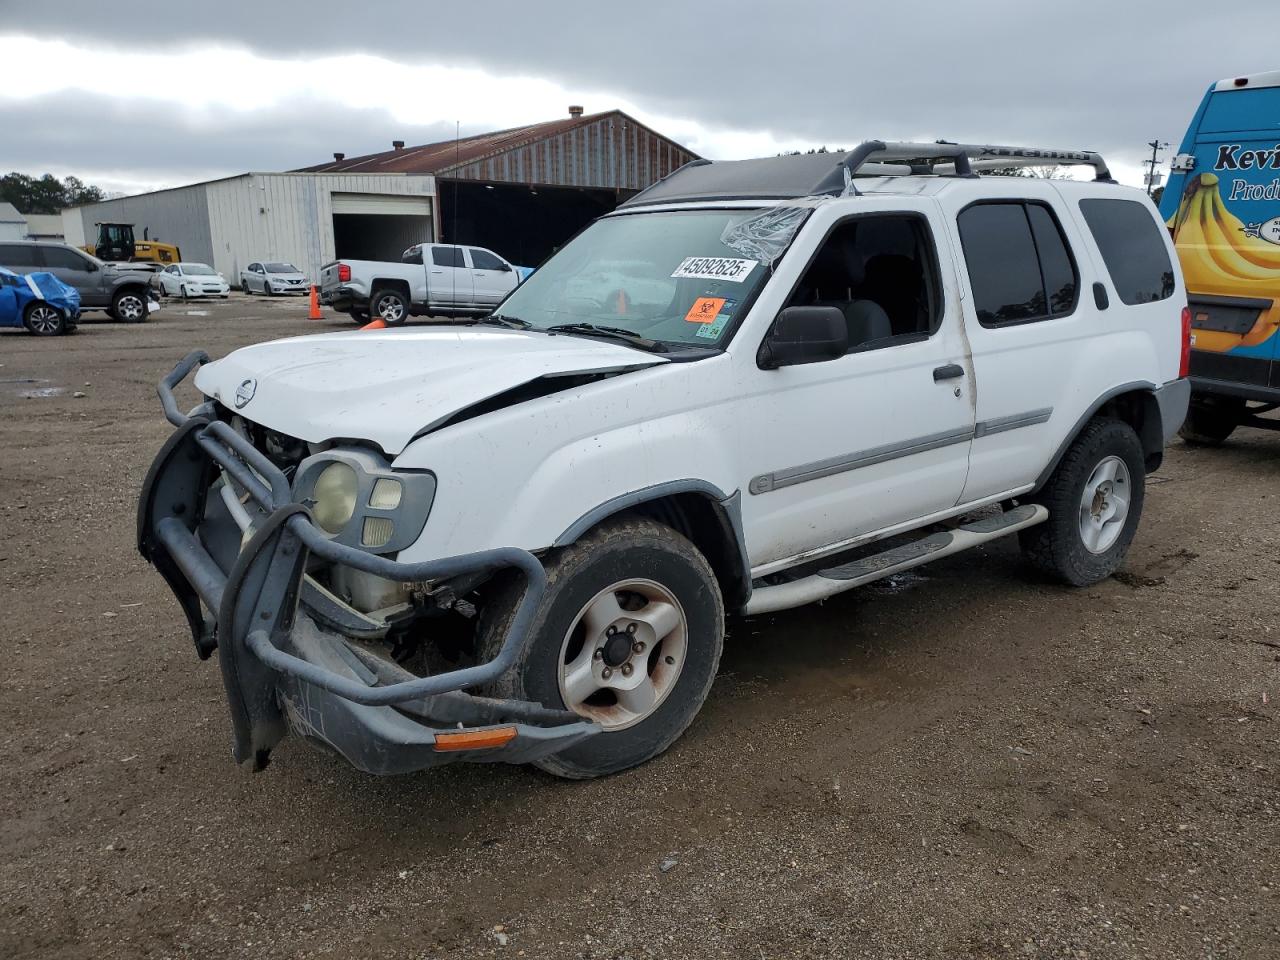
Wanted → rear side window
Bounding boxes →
[957,202,1078,326]
[1078,199,1175,305]
[432,246,465,268]
[0,243,41,268]
[469,248,506,271]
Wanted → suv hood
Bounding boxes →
[193,327,668,453]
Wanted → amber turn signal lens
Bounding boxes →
[433,727,518,752]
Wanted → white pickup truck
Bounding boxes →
[319,242,521,324]
[141,140,1189,781]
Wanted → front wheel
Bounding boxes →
[478,517,724,779]
[111,290,148,323]
[1019,417,1145,586]
[23,302,65,336]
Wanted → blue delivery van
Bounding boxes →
[1160,69,1280,444]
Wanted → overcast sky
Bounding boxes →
[2,1,1277,194]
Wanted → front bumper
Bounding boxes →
[138,351,598,774]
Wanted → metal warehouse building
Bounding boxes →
[61,108,698,282]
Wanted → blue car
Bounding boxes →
[0,266,80,335]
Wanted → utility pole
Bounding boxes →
[1145,140,1169,196]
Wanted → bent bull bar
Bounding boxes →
[139,350,598,774]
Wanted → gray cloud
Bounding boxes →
[0,91,467,188]
[6,1,1280,181]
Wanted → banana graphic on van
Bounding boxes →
[1168,172,1280,352]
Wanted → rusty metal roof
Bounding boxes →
[296,109,695,177]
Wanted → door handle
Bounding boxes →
[933,363,965,381]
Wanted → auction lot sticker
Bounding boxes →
[671,257,758,282]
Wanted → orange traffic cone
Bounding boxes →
[360,317,387,331]
[308,286,323,320]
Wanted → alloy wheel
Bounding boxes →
[557,579,688,731]
[1078,455,1131,554]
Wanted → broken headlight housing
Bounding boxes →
[292,448,436,554]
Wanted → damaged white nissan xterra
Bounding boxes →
[140,141,1190,778]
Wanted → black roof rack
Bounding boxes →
[622,140,1113,207]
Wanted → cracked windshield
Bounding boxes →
[497,207,808,347]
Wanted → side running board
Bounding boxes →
[744,504,1048,616]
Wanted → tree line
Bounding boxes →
[0,172,107,215]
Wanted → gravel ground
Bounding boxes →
[1,296,1277,960]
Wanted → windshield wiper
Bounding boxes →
[544,323,667,353]
[471,313,532,329]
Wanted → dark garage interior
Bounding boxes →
[436,180,627,268]
[332,212,433,262]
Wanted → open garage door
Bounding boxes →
[437,180,626,269]
[331,192,433,261]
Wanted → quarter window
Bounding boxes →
[432,246,465,268]
[1078,198,1175,305]
[958,201,1079,326]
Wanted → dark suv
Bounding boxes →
[0,241,156,322]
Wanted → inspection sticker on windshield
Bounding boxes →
[671,257,758,283]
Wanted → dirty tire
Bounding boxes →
[1019,417,1146,586]
[478,517,724,779]
[371,288,408,326]
[111,289,148,323]
[23,302,65,336]
[1179,396,1242,446]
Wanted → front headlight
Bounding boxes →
[311,461,359,533]
[293,449,436,553]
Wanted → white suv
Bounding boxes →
[139,141,1190,779]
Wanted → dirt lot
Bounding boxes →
[0,296,1277,960]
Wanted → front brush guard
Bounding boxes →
[138,350,598,772]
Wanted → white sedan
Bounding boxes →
[156,263,230,299]
[241,261,310,295]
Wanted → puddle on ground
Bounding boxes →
[1,378,67,399]
[19,386,67,399]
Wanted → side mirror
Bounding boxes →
[86,261,99,272]
[758,306,848,369]
[498,262,512,272]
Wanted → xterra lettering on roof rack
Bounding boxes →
[623,140,1113,207]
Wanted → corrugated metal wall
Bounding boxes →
[445,114,697,190]
[203,173,435,282]
[70,184,213,263]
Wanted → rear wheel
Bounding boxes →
[1019,417,1146,586]
[23,302,65,336]
[1179,395,1243,446]
[478,517,724,779]
[370,287,408,326]
[111,289,148,323]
